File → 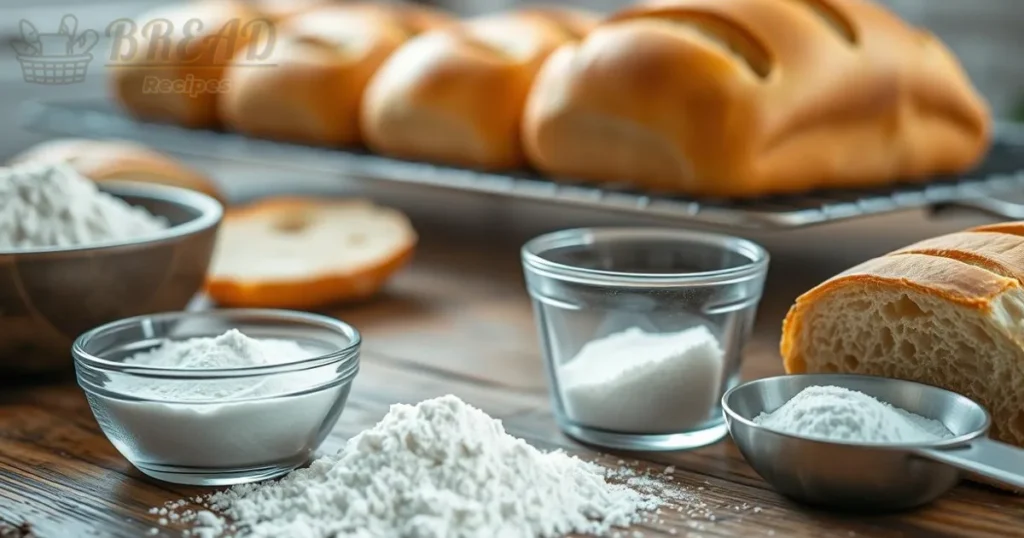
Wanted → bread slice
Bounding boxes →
[781,241,1024,449]
[8,138,226,205]
[206,198,416,309]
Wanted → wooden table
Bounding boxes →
[2,214,1023,538]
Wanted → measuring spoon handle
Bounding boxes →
[915,439,1024,490]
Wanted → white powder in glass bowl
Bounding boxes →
[559,325,725,434]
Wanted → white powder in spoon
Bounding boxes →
[753,385,953,444]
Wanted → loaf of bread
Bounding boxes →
[109,0,265,128]
[781,222,1024,448]
[220,2,453,146]
[523,0,992,197]
[244,0,340,22]
[360,7,599,170]
[7,138,226,205]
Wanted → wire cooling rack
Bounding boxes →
[20,99,1024,230]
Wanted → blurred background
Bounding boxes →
[0,0,1018,243]
[1,0,1022,160]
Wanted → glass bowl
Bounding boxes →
[522,227,769,451]
[73,309,360,486]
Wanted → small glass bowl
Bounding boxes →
[522,228,769,451]
[73,309,360,486]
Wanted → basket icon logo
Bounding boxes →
[12,15,98,85]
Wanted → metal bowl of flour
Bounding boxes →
[0,180,222,377]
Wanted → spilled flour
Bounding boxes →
[158,395,663,537]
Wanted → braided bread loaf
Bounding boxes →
[360,7,600,170]
[522,0,991,197]
[220,2,454,146]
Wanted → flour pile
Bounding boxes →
[181,395,659,538]
[108,329,318,401]
[0,161,168,249]
[754,385,953,444]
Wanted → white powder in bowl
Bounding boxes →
[169,395,661,538]
[753,385,953,444]
[92,330,345,469]
[559,326,725,434]
[0,161,168,249]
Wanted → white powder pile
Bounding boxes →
[0,161,168,249]
[753,385,954,444]
[108,329,317,401]
[172,395,660,538]
[98,329,343,469]
[560,326,725,434]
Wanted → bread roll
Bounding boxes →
[109,0,266,128]
[781,223,1024,449]
[220,2,453,146]
[8,138,226,205]
[206,197,416,308]
[523,0,991,197]
[360,7,599,170]
[243,0,341,22]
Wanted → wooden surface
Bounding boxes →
[2,215,1024,538]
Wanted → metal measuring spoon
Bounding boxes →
[722,374,1024,512]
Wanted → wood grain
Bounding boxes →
[2,217,1023,538]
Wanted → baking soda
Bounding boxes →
[168,395,661,538]
[753,385,953,444]
[0,161,168,249]
[94,330,343,469]
[559,326,725,434]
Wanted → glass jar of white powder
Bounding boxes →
[73,309,360,486]
[522,228,769,451]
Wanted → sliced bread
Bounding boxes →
[781,225,1024,449]
[206,197,416,309]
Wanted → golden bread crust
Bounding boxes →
[360,7,600,170]
[522,0,991,197]
[780,252,1018,373]
[219,3,453,146]
[108,0,265,128]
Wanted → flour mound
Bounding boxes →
[195,395,658,537]
[0,161,168,250]
[754,385,953,444]
[108,329,317,401]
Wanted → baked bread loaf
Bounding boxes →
[523,0,991,197]
[244,0,341,22]
[781,222,1024,449]
[220,2,453,146]
[8,138,226,205]
[206,197,416,308]
[109,0,266,128]
[360,7,600,169]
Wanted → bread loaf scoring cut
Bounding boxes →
[781,226,1024,448]
[522,0,991,197]
[360,7,599,170]
[219,3,453,146]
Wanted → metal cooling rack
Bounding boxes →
[20,99,1024,230]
